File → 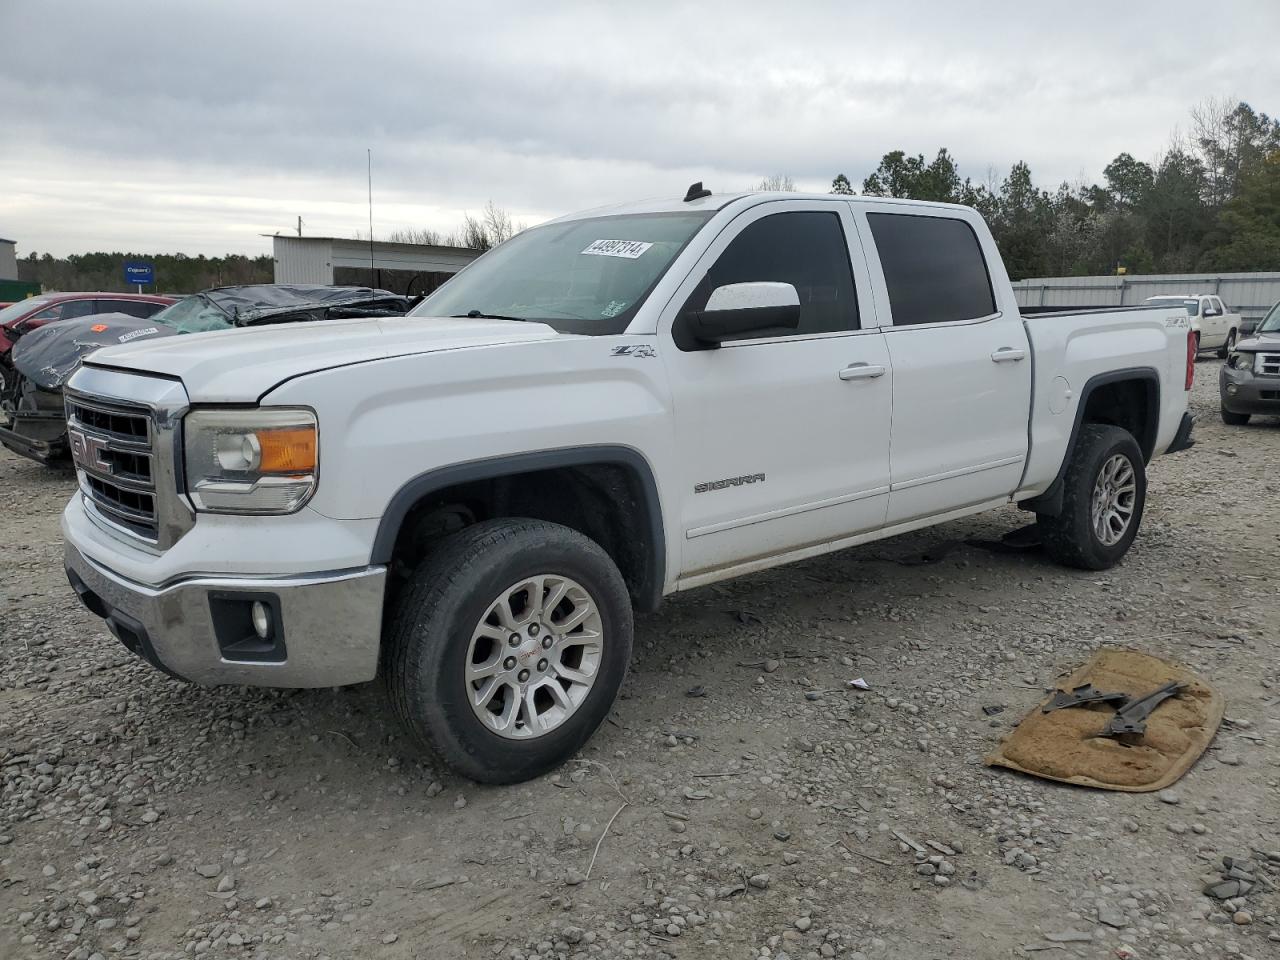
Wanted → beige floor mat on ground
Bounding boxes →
[986,649,1223,792]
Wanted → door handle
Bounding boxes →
[991,347,1026,363]
[839,363,886,381]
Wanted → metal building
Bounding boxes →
[270,236,482,296]
[0,238,18,281]
[1012,271,1280,326]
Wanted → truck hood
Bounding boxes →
[1235,330,1280,352]
[84,316,562,402]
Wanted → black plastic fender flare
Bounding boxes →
[1020,367,1160,518]
[369,445,667,611]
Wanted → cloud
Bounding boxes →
[2,0,1278,256]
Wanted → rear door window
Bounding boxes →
[102,299,163,318]
[867,213,996,326]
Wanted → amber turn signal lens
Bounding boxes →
[256,427,317,474]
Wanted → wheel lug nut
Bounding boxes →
[518,669,530,683]
[541,636,553,649]
[529,623,539,636]
[537,658,548,672]
[508,634,521,647]
[503,657,516,670]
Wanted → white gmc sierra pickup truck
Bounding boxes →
[60,186,1197,783]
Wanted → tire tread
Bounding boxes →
[383,518,631,783]
[1037,424,1145,571]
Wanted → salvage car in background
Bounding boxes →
[1220,298,1280,424]
[0,284,409,464]
[1143,294,1241,357]
[0,292,175,388]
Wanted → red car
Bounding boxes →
[0,292,175,358]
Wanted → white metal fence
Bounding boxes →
[1011,272,1280,324]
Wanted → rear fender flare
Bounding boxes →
[1021,367,1159,517]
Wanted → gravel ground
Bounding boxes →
[2,366,1278,960]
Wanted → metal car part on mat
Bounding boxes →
[1042,683,1131,714]
[1100,680,1186,738]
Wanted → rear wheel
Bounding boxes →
[1221,406,1250,426]
[1038,425,1146,571]
[384,518,632,784]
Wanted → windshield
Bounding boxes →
[1260,302,1280,334]
[0,297,51,324]
[411,212,712,334]
[152,296,232,333]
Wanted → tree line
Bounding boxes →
[17,251,274,296]
[824,98,1279,280]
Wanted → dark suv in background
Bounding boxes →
[1221,298,1280,425]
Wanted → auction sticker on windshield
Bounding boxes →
[581,239,653,259]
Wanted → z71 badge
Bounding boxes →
[611,344,656,358]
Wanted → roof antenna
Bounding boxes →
[367,148,375,284]
[683,181,712,202]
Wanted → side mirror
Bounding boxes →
[1203,307,1218,317]
[684,282,800,347]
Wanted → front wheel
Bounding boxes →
[384,518,632,784]
[1037,425,1147,571]
[1221,406,1250,426]
[1218,329,1237,359]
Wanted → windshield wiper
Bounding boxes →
[451,310,528,323]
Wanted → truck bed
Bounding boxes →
[1016,303,1191,499]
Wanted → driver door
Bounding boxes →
[661,201,892,582]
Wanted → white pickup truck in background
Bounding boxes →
[1144,293,1242,357]
[59,186,1196,783]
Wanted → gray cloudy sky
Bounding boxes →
[3,0,1278,257]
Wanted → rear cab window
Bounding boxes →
[866,213,996,326]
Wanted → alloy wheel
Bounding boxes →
[1091,453,1137,546]
[464,574,603,739]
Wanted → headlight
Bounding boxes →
[183,408,317,514]
[1227,352,1253,371]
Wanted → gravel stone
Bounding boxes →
[0,371,1274,960]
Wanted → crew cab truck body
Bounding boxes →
[1143,293,1242,357]
[60,190,1195,783]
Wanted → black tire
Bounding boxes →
[1037,425,1147,571]
[1220,406,1250,426]
[384,518,632,784]
[1218,329,1236,359]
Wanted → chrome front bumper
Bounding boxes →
[65,542,387,688]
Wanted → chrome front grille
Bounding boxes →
[67,395,159,541]
[64,367,195,552]
[1257,353,1280,376]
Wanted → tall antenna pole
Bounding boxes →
[367,148,375,283]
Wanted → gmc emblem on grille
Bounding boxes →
[68,428,113,473]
